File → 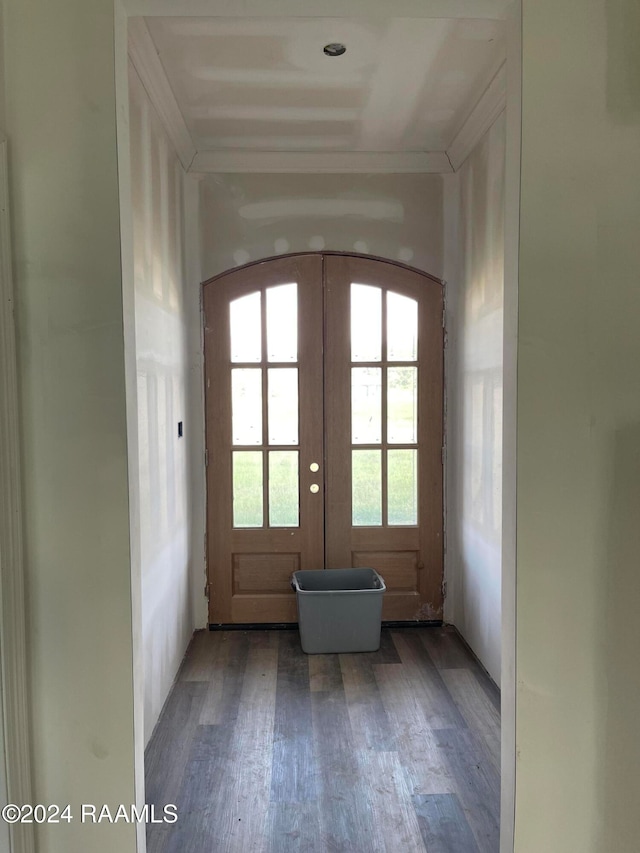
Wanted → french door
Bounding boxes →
[203,254,443,624]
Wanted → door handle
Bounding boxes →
[309,462,320,472]
[310,484,320,494]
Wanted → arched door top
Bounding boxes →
[202,251,443,291]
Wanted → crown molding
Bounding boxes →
[0,138,36,853]
[123,1,512,18]
[190,150,453,174]
[127,17,197,171]
[446,62,506,171]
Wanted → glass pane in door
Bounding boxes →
[352,449,382,526]
[233,451,263,527]
[232,368,262,445]
[268,368,299,445]
[267,283,297,362]
[351,367,382,443]
[387,366,417,444]
[387,292,418,361]
[388,449,418,525]
[268,451,299,527]
[351,284,381,362]
[230,292,261,362]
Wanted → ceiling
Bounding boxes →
[131,16,506,173]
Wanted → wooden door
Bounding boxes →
[204,253,443,625]
[324,256,444,620]
[204,255,324,623]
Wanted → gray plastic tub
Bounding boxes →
[291,568,386,654]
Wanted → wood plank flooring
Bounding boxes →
[145,627,500,853]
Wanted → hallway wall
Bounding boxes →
[0,9,11,852]
[2,1,137,850]
[444,112,506,686]
[128,62,195,745]
[200,173,443,279]
[515,0,640,849]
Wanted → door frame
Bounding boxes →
[201,251,445,626]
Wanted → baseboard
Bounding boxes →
[209,622,299,631]
[446,622,501,694]
[208,620,444,631]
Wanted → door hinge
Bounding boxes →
[205,448,209,467]
[442,579,447,599]
[204,582,210,600]
[441,445,446,465]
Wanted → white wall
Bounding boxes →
[515,0,640,849]
[128,61,196,745]
[0,11,11,851]
[444,112,505,685]
[3,1,137,850]
[200,173,443,279]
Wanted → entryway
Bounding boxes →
[203,253,444,625]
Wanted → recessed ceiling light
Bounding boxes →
[323,43,347,57]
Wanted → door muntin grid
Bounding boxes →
[350,283,419,528]
[230,284,300,529]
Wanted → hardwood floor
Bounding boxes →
[145,627,500,853]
